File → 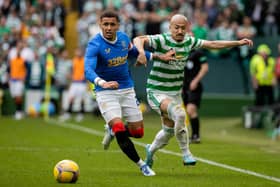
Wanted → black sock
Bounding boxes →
[115,131,140,163]
[190,117,200,137]
[16,103,22,111]
[67,102,73,113]
[80,101,84,114]
[125,125,132,137]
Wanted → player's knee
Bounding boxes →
[167,103,185,121]
[112,121,126,134]
[128,127,144,138]
[174,107,186,122]
[178,109,185,118]
[186,104,197,117]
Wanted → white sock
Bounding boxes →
[137,159,146,167]
[175,127,191,156]
[167,103,191,156]
[149,126,174,155]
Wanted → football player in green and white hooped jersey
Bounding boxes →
[133,14,253,169]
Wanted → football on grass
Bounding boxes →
[53,160,79,183]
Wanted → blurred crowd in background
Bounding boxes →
[1,0,280,120]
[74,0,280,50]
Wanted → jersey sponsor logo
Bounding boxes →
[168,56,187,69]
[175,54,184,59]
[108,55,128,67]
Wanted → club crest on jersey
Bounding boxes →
[105,48,111,54]
[186,60,194,69]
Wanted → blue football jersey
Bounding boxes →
[85,31,150,92]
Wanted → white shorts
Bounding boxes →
[147,89,182,114]
[9,80,24,97]
[68,82,87,100]
[96,88,143,124]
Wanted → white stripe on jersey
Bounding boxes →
[147,79,182,87]
[149,70,184,79]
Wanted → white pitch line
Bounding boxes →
[0,146,121,153]
[46,119,280,183]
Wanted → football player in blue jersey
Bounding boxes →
[84,10,164,176]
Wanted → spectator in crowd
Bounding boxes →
[192,10,208,40]
[54,49,72,113]
[5,6,21,32]
[250,44,276,106]
[104,0,122,10]
[177,0,193,22]
[76,11,92,49]
[53,0,67,37]
[9,48,27,120]
[84,0,103,37]
[1,0,13,17]
[131,0,148,37]
[145,1,169,35]
[83,0,103,16]
[263,1,278,37]
[275,1,280,35]
[212,17,237,57]
[0,53,9,115]
[156,0,172,33]
[204,0,219,29]
[0,54,9,89]
[60,48,86,122]
[26,53,45,90]
[275,43,280,102]
[236,16,257,94]
[246,0,268,36]
[119,0,135,38]
[0,17,11,38]
[227,2,244,24]
[41,1,55,27]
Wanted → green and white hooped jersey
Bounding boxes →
[147,33,204,94]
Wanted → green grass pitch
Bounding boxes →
[0,113,279,187]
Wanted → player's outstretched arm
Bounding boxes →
[202,38,253,49]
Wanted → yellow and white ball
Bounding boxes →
[53,160,79,183]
